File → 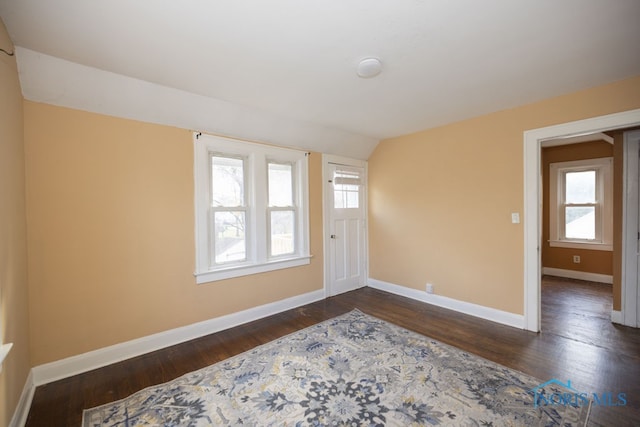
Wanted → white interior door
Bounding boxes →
[635,135,640,326]
[324,157,367,296]
[623,130,640,327]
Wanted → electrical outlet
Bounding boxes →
[573,255,581,264]
[426,283,434,294]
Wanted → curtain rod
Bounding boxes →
[0,47,15,56]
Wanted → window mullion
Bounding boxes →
[559,203,567,240]
[596,168,604,242]
[595,200,603,242]
[298,155,310,258]
[564,202,596,208]
[268,206,294,212]
[254,154,268,263]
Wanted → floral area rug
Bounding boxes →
[82,309,589,426]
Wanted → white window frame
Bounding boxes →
[0,342,12,373]
[194,134,310,283]
[0,285,11,371]
[549,157,613,251]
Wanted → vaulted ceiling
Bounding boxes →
[1,1,639,158]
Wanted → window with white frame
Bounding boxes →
[549,157,613,251]
[267,162,297,257]
[194,134,310,283]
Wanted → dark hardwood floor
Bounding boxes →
[26,277,640,426]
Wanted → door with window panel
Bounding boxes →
[327,163,366,296]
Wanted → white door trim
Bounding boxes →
[524,108,640,332]
[322,154,368,296]
[622,130,640,327]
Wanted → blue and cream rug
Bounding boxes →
[83,310,589,426]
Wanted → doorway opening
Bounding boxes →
[540,136,615,332]
[524,109,640,332]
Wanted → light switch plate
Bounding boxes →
[511,213,520,224]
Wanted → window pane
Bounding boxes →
[565,206,595,239]
[214,211,246,263]
[334,184,359,209]
[212,156,244,207]
[270,210,295,256]
[565,171,595,204]
[268,163,293,206]
[333,170,360,209]
[346,189,359,208]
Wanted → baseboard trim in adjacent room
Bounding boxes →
[367,279,524,329]
[611,310,623,325]
[31,289,325,387]
[542,267,613,284]
[9,369,35,427]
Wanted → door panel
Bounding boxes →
[349,218,360,276]
[333,219,347,281]
[622,130,640,327]
[637,142,640,326]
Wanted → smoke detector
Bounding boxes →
[356,57,382,78]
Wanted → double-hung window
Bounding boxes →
[549,157,613,251]
[210,155,248,264]
[194,134,310,283]
[267,162,297,257]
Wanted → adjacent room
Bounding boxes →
[2,1,640,426]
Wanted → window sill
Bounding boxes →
[0,343,13,373]
[549,240,612,251]
[195,255,312,284]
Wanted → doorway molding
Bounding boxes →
[523,108,640,332]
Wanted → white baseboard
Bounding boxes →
[367,278,524,329]
[542,267,613,284]
[611,310,639,327]
[9,370,35,427]
[32,289,325,386]
[611,310,623,325]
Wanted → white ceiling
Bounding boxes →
[1,1,639,158]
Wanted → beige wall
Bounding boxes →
[541,141,614,276]
[24,102,324,365]
[368,75,640,315]
[0,19,31,427]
